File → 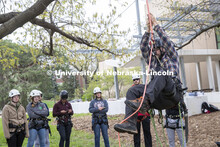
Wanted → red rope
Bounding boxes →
[117,0,155,146]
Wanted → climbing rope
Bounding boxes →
[150,109,162,147]
[159,110,169,147]
[114,0,180,146]
[178,102,185,147]
[117,0,155,146]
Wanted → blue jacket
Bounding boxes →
[89,98,108,118]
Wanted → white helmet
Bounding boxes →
[132,74,140,80]
[37,90,42,96]
[9,89,20,98]
[93,87,102,94]
[30,89,41,97]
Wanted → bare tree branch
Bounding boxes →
[0,0,6,13]
[0,0,55,39]
[31,18,115,54]
[91,56,99,81]
[0,12,115,54]
[177,21,220,49]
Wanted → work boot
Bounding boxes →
[125,97,150,114]
[114,121,137,134]
[114,105,138,134]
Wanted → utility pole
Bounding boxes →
[111,35,120,99]
[135,0,147,84]
[175,5,187,88]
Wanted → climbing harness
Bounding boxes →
[117,0,155,146]
[92,114,109,130]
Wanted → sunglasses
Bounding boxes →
[133,79,140,81]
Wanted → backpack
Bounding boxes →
[209,104,219,112]
[216,142,220,147]
[201,102,219,113]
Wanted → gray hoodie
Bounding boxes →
[26,102,48,128]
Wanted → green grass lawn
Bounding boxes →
[42,100,56,109]
[0,115,119,147]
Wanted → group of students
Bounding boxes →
[2,87,109,147]
[2,89,51,147]
[2,89,74,147]
[2,13,188,147]
[2,81,187,147]
[87,73,187,147]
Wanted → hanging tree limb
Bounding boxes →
[0,0,55,39]
[0,12,115,54]
[177,21,220,49]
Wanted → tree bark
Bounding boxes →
[0,13,114,54]
[0,0,54,39]
[0,12,19,23]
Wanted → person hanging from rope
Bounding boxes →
[2,89,29,147]
[89,87,110,147]
[114,13,185,134]
[53,90,73,147]
[164,99,188,147]
[132,74,152,147]
[34,90,50,147]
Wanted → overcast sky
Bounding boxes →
[5,0,150,44]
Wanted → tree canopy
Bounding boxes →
[0,0,133,56]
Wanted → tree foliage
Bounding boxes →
[0,40,56,109]
[0,0,133,59]
[61,75,81,100]
[82,67,143,101]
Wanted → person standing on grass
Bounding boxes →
[131,74,152,147]
[89,87,110,147]
[2,89,29,147]
[53,90,73,147]
[34,90,50,147]
[164,99,187,147]
[26,90,49,147]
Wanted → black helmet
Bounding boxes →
[153,38,163,49]
[60,90,68,99]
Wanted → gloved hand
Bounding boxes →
[146,13,158,32]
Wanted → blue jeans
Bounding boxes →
[35,129,50,147]
[57,123,72,147]
[27,128,46,147]
[94,123,110,147]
